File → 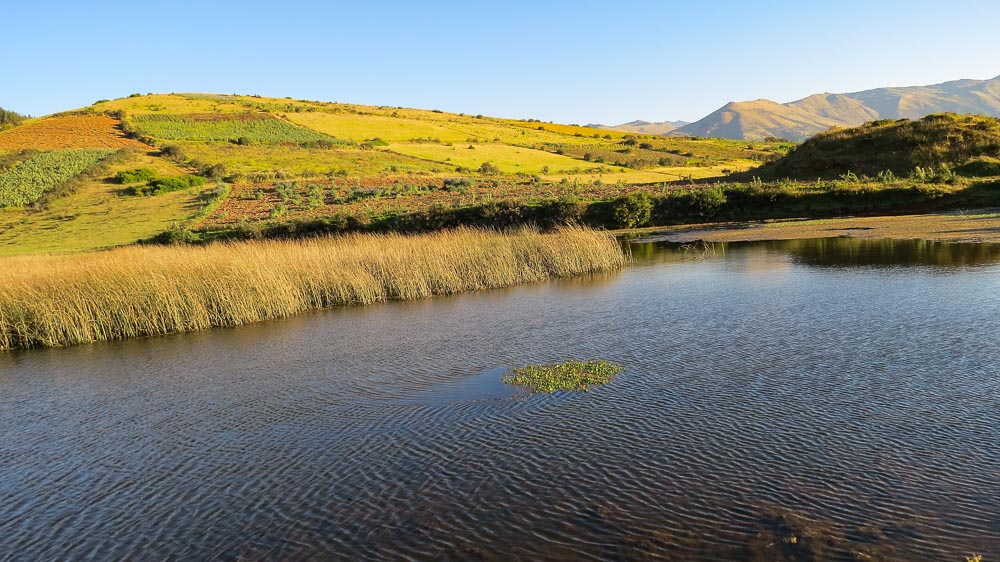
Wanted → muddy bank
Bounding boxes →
[637,209,1000,244]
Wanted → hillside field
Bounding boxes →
[0,93,788,254]
[2,93,998,255]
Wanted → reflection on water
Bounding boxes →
[629,235,1000,268]
[2,239,1000,560]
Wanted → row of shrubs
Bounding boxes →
[176,179,998,245]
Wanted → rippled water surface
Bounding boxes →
[2,237,1000,561]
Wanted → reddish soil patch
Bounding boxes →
[0,116,149,150]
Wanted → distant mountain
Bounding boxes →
[586,120,689,135]
[671,76,1000,141]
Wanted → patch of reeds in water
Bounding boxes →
[0,226,628,350]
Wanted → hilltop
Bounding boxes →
[671,75,1000,140]
[755,113,1000,179]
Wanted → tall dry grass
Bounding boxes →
[0,226,628,350]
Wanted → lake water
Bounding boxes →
[2,237,999,560]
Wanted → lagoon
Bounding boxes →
[2,237,998,560]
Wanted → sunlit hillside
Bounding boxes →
[0,92,786,254]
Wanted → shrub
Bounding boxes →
[115,168,157,184]
[612,192,653,228]
[150,223,197,244]
[655,187,727,221]
[202,163,227,180]
[128,175,207,196]
[478,162,500,175]
[160,145,185,161]
[443,177,474,191]
[0,107,29,130]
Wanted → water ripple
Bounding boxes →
[1,240,1000,560]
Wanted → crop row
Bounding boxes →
[130,114,345,145]
[0,149,114,207]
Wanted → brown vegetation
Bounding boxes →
[0,116,148,150]
[0,226,628,350]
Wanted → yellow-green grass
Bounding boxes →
[547,161,760,184]
[172,142,444,177]
[285,110,604,147]
[93,93,325,116]
[0,153,197,256]
[387,142,616,175]
[285,112,474,143]
[0,226,628,349]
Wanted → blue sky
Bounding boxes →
[5,0,1000,123]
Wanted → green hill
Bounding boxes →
[755,113,1000,179]
[0,92,783,255]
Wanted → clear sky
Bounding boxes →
[5,0,1000,124]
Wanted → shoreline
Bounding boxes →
[0,227,627,351]
[626,208,1000,244]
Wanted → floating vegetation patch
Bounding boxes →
[503,360,623,393]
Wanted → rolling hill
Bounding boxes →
[0,93,783,255]
[671,75,1000,141]
[755,113,1000,179]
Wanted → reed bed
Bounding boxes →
[0,226,628,350]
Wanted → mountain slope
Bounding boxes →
[675,99,846,141]
[672,75,1000,141]
[586,120,689,135]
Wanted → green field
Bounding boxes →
[0,149,114,207]
[129,114,342,144]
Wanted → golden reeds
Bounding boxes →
[0,226,628,350]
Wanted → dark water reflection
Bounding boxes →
[2,239,1000,560]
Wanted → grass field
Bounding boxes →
[173,141,443,178]
[0,226,627,349]
[386,142,616,175]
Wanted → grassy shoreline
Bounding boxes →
[0,226,627,350]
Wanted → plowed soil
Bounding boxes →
[0,116,149,151]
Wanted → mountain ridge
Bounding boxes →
[616,76,1000,141]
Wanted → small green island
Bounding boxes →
[503,360,624,393]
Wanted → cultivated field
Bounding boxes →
[129,114,342,144]
[0,116,148,150]
[19,92,995,256]
[0,149,114,207]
